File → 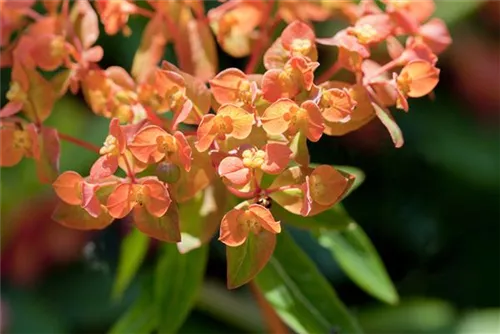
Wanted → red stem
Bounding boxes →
[315,60,342,84]
[244,1,280,74]
[363,57,402,83]
[58,132,100,154]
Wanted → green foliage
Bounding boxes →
[314,219,399,305]
[255,230,363,334]
[112,228,150,300]
[154,244,208,333]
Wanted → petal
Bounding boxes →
[281,20,315,51]
[218,157,251,186]
[261,143,292,174]
[142,179,171,217]
[300,177,313,216]
[219,105,254,140]
[401,60,440,98]
[219,208,248,247]
[262,69,288,102]
[129,125,167,163]
[107,183,133,219]
[0,127,24,167]
[248,204,281,234]
[261,99,294,135]
[301,100,324,142]
[174,131,192,172]
[53,171,83,205]
[109,118,126,153]
[309,165,348,207]
[209,68,247,105]
[0,101,23,118]
[81,181,101,217]
[90,155,119,180]
[195,114,217,152]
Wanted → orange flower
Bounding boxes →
[219,204,281,247]
[208,1,265,58]
[346,14,393,45]
[153,69,193,130]
[417,18,452,55]
[262,56,319,102]
[196,104,254,152]
[90,118,126,179]
[300,165,349,216]
[53,171,116,218]
[0,122,39,167]
[395,60,439,111]
[218,143,292,186]
[384,0,435,35]
[106,177,171,219]
[319,87,357,123]
[95,0,137,36]
[317,29,370,72]
[261,99,324,142]
[129,125,192,171]
[209,68,260,107]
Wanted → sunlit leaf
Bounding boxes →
[255,230,363,334]
[112,228,150,300]
[314,214,399,305]
[226,229,276,289]
[154,243,208,333]
[108,275,157,334]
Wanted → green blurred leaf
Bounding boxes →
[255,230,363,334]
[108,275,157,334]
[112,228,150,300]
[155,243,208,333]
[456,309,500,334]
[358,298,456,334]
[272,202,351,230]
[434,1,485,25]
[226,230,276,289]
[314,212,399,305]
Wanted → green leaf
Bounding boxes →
[155,243,208,333]
[434,1,485,25]
[226,230,276,289]
[255,230,363,334]
[177,182,226,254]
[314,212,398,305]
[108,275,157,334]
[372,102,404,148]
[272,202,351,230]
[112,228,150,300]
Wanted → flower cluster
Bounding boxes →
[0,0,451,286]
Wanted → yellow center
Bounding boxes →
[133,185,147,206]
[238,211,261,234]
[13,130,32,151]
[215,115,234,135]
[100,135,120,156]
[283,106,306,134]
[397,72,412,96]
[50,36,66,58]
[349,24,378,44]
[290,39,312,55]
[237,80,254,104]
[6,81,27,103]
[156,135,177,156]
[242,148,266,169]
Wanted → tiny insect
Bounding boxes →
[256,196,272,209]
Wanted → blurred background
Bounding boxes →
[1,1,499,333]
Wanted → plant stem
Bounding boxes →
[58,132,100,154]
[250,281,289,334]
[315,60,341,84]
[244,1,280,74]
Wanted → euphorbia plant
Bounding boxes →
[0,0,451,332]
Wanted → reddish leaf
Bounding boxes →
[36,126,60,184]
[133,203,181,243]
[52,201,114,230]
